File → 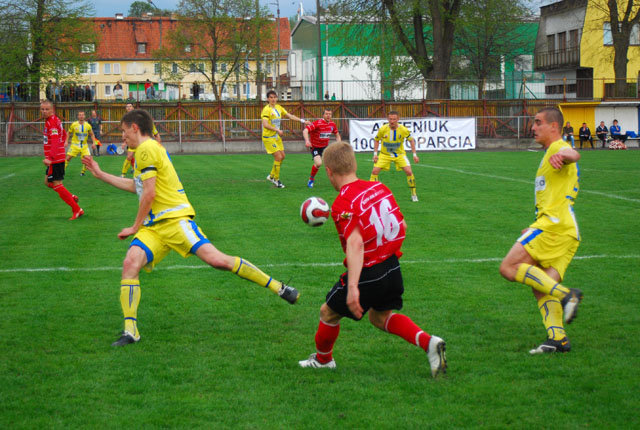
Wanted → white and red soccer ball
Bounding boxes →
[300,196,330,227]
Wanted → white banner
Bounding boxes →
[348,117,476,152]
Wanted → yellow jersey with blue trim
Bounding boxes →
[261,104,288,138]
[530,139,580,239]
[133,138,195,226]
[68,121,93,147]
[375,124,411,156]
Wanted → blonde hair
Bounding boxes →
[323,142,357,175]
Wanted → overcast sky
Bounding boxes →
[92,0,314,19]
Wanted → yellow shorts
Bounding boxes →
[517,228,579,280]
[262,135,284,154]
[67,144,91,158]
[374,152,410,171]
[130,217,210,272]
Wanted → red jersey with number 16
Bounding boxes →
[43,115,67,163]
[331,179,405,267]
[306,119,338,148]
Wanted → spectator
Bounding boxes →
[46,80,55,101]
[596,121,608,148]
[562,121,575,147]
[75,84,85,102]
[144,79,154,100]
[331,92,336,101]
[88,110,102,156]
[324,91,330,100]
[578,123,593,149]
[54,85,61,102]
[85,85,93,102]
[610,119,627,143]
[192,81,200,100]
[113,81,124,100]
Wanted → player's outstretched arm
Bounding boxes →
[549,147,580,169]
[81,155,135,193]
[285,112,311,127]
[345,228,365,319]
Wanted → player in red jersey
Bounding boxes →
[303,107,341,188]
[298,142,447,377]
[41,100,83,220]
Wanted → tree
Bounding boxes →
[155,0,272,102]
[0,0,97,98]
[128,1,173,17]
[454,0,534,98]
[604,0,640,97]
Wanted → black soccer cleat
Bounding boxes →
[278,284,299,304]
[111,331,140,347]
[529,337,571,355]
[561,288,583,324]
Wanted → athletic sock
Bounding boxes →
[384,313,431,351]
[272,160,282,180]
[370,174,378,181]
[407,174,417,196]
[315,319,340,363]
[121,159,130,176]
[515,264,570,299]
[310,165,319,179]
[537,295,566,340]
[65,159,69,169]
[120,279,141,338]
[53,184,80,212]
[232,257,281,294]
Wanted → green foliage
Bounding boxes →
[0,150,638,427]
[128,0,173,17]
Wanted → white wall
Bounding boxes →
[595,106,639,133]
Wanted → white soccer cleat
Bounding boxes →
[411,195,419,202]
[298,353,336,369]
[266,174,277,185]
[427,335,447,377]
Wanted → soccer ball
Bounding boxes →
[300,196,330,227]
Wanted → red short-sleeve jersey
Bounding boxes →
[43,115,67,163]
[306,119,338,148]
[331,179,405,267]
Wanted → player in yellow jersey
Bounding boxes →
[261,90,310,188]
[500,107,583,355]
[120,103,161,177]
[370,111,420,202]
[64,111,98,176]
[82,109,300,347]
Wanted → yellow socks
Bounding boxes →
[407,174,416,196]
[121,158,131,176]
[537,295,566,340]
[515,264,570,299]
[120,279,141,338]
[370,174,378,181]
[270,161,282,180]
[232,257,281,294]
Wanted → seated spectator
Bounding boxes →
[562,121,575,147]
[578,123,593,149]
[113,81,124,100]
[596,121,608,148]
[610,119,627,143]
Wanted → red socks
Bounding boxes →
[310,165,319,179]
[315,319,340,363]
[53,184,80,212]
[384,313,431,351]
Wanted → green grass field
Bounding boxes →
[0,149,639,428]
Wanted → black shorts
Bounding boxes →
[311,146,326,158]
[325,254,404,321]
[46,162,65,182]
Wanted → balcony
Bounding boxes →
[534,47,580,71]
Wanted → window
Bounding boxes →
[558,32,567,50]
[233,84,239,96]
[547,34,555,52]
[105,85,111,95]
[603,23,613,46]
[244,82,251,98]
[189,63,196,73]
[137,43,146,54]
[104,63,111,74]
[81,43,95,53]
[569,29,579,48]
[221,63,227,73]
[113,63,121,74]
[185,44,192,53]
[198,63,204,73]
[244,60,250,74]
[289,52,296,77]
[632,23,640,45]
[172,63,178,73]
[154,63,161,74]
[89,63,97,74]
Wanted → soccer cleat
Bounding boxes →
[427,335,447,377]
[72,195,79,203]
[561,288,583,324]
[275,180,285,189]
[111,331,140,347]
[307,178,314,188]
[266,174,277,185]
[298,353,336,369]
[69,208,84,220]
[80,172,85,176]
[278,284,299,304]
[411,195,419,202]
[529,337,571,355]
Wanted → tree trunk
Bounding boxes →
[28,0,46,99]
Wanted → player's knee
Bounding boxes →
[319,303,340,325]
